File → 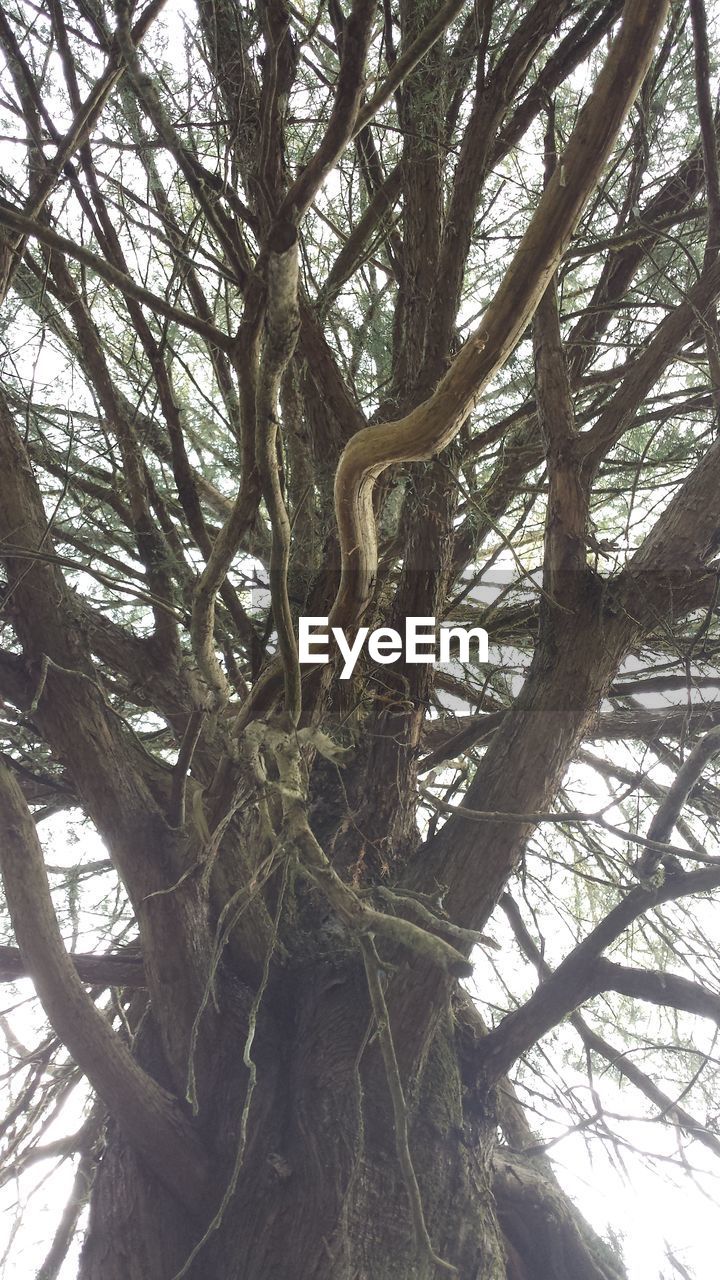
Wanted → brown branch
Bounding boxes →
[575,1018,720,1161]
[0,202,233,350]
[0,945,146,988]
[457,994,628,1279]
[690,0,720,242]
[475,872,720,1082]
[419,711,505,772]
[169,711,205,828]
[493,1148,627,1280]
[491,895,720,1161]
[636,724,720,877]
[420,697,720,769]
[578,749,710,857]
[298,294,366,440]
[594,702,720,742]
[619,441,720,619]
[491,0,624,167]
[330,0,671,631]
[277,0,376,222]
[352,0,465,137]
[0,761,210,1211]
[433,0,578,364]
[321,162,402,303]
[595,959,720,1025]
[582,252,720,468]
[0,388,222,1086]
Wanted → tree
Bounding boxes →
[1,0,720,1274]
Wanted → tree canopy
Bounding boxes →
[1,1,720,1277]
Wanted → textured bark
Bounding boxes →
[78,956,507,1280]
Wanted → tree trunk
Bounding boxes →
[80,949,507,1280]
[79,947,627,1280]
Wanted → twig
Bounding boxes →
[419,788,707,864]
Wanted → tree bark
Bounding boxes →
[79,956,510,1280]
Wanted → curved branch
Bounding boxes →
[477,876,720,1082]
[329,0,671,631]
[0,760,210,1212]
[637,724,720,875]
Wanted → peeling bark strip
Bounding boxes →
[330,0,671,632]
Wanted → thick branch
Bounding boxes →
[330,0,671,630]
[0,761,209,1211]
[476,874,720,1082]
[0,944,145,987]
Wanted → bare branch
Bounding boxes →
[0,945,145,988]
[330,0,671,630]
[637,724,720,876]
[476,875,720,1082]
[0,203,233,350]
[0,760,210,1211]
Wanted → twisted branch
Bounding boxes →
[329,0,670,632]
